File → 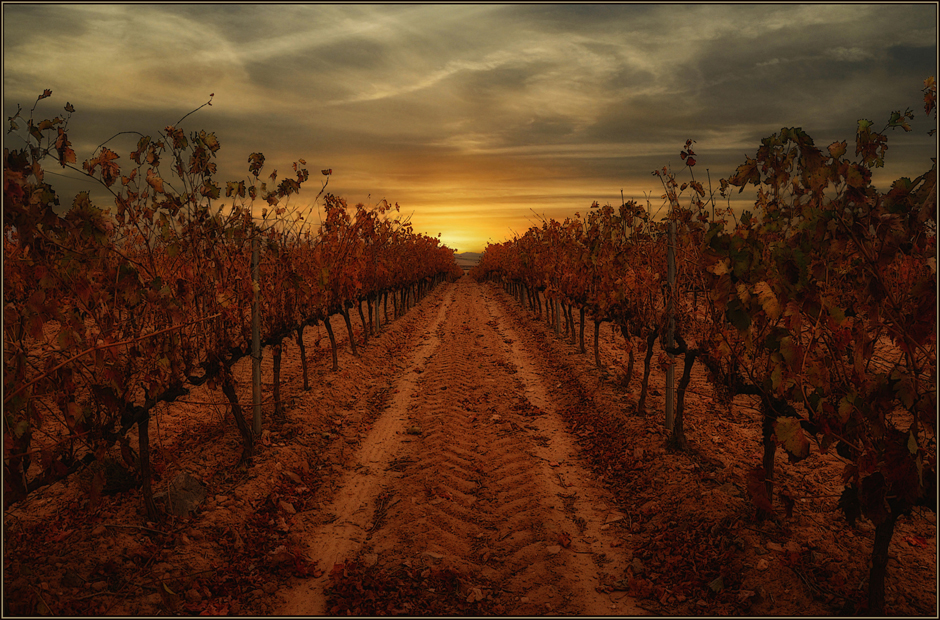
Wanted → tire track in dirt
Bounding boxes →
[278,277,645,615]
[278,285,456,614]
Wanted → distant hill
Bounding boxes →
[454,252,481,271]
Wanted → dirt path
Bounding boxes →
[278,277,645,615]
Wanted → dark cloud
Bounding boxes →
[886,44,939,77]
[500,4,657,35]
[3,3,936,252]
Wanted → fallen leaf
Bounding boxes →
[708,576,724,592]
[199,602,230,615]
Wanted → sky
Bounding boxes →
[3,2,938,254]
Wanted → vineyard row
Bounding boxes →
[3,92,463,524]
[468,82,937,614]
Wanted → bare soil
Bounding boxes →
[3,276,936,616]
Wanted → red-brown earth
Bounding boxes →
[3,276,936,616]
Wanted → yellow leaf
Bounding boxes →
[754,281,781,319]
[710,259,730,276]
[146,168,164,194]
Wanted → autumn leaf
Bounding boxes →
[201,180,221,200]
[774,416,810,462]
[199,130,220,152]
[131,135,151,165]
[146,167,165,194]
[54,128,76,167]
[754,281,780,319]
[226,180,246,199]
[248,152,265,177]
[728,157,760,192]
[888,108,914,132]
[83,148,121,187]
[828,140,847,159]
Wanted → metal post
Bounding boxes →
[665,221,676,432]
[252,235,262,436]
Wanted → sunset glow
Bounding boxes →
[3,3,937,254]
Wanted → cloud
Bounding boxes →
[826,46,875,62]
[3,3,936,254]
